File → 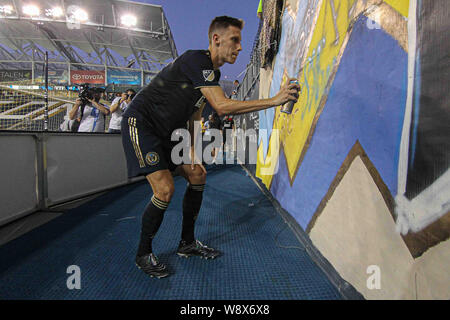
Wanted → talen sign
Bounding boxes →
[0,70,32,82]
[70,70,105,84]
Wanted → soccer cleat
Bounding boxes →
[177,240,222,259]
[135,253,169,278]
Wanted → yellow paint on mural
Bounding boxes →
[384,0,409,17]
[257,0,358,187]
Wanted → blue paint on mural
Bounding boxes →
[270,17,408,229]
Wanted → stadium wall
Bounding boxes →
[252,0,449,299]
[0,132,143,226]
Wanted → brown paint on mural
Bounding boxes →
[306,141,450,258]
[306,141,368,234]
[402,211,450,258]
[366,2,408,52]
[285,0,298,18]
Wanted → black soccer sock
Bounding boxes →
[181,183,205,244]
[137,195,169,257]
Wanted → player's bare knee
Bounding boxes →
[154,183,175,202]
[189,168,206,185]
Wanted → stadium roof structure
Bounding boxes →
[0,0,178,74]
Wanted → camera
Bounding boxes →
[78,84,94,104]
[78,84,104,104]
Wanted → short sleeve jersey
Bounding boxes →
[108,96,127,130]
[223,118,234,130]
[123,50,221,138]
[78,102,109,133]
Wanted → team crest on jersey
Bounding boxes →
[202,70,215,82]
[145,152,160,166]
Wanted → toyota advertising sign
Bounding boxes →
[70,70,105,84]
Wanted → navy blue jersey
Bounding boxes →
[123,50,221,138]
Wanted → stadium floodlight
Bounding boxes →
[47,7,63,17]
[121,14,137,27]
[0,5,13,15]
[23,4,40,17]
[73,8,88,22]
[52,7,64,17]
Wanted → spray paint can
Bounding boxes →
[280,80,299,114]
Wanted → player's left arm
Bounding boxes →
[200,80,299,116]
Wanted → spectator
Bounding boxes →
[59,107,75,132]
[125,88,136,106]
[221,115,235,152]
[204,114,212,135]
[231,80,239,99]
[68,88,110,132]
[209,112,222,163]
[108,91,128,133]
[108,88,136,133]
[201,116,206,134]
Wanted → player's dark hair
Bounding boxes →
[208,16,244,43]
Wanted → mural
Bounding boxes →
[246,0,449,298]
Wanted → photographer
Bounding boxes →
[69,87,110,133]
[108,88,136,133]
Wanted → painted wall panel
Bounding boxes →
[271,16,407,229]
[250,0,449,299]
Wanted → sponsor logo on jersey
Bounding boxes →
[145,152,160,166]
[202,70,215,82]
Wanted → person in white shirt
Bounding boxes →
[108,92,128,133]
[108,89,136,133]
[69,89,110,133]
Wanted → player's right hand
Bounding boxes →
[272,78,301,106]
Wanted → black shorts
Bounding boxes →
[121,116,178,178]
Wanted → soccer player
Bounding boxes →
[121,16,300,278]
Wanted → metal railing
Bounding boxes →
[236,19,263,101]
